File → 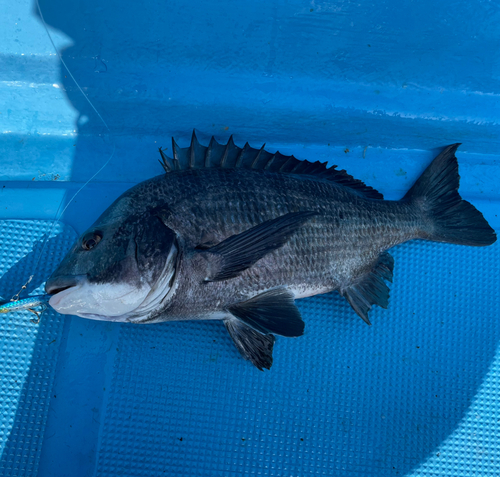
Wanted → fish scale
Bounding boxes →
[146,167,420,314]
[44,137,496,369]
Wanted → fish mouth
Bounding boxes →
[45,275,86,295]
[46,273,151,320]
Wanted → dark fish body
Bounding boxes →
[137,168,413,320]
[46,136,496,369]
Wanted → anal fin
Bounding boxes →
[341,252,394,325]
[225,319,275,370]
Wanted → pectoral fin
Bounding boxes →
[202,211,317,282]
[341,252,394,325]
[228,288,305,337]
[224,319,275,370]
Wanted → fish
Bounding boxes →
[45,134,496,369]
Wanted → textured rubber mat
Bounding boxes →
[1,220,498,476]
[0,220,77,477]
[94,239,500,477]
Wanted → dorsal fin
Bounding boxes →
[159,131,383,199]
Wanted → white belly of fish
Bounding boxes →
[289,284,334,300]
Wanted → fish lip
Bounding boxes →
[45,274,87,295]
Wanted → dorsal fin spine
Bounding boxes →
[158,147,172,172]
[205,136,216,167]
[280,156,296,172]
[251,144,266,169]
[158,158,169,172]
[235,142,248,168]
[220,135,234,168]
[171,138,181,171]
[264,154,276,170]
[189,130,197,169]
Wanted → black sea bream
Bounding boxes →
[45,135,496,369]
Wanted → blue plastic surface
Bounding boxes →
[0,221,76,476]
[0,0,499,476]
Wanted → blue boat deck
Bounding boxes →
[1,1,499,476]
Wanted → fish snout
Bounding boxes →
[45,275,86,295]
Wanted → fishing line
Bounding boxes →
[10,1,116,302]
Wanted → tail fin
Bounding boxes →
[404,144,496,246]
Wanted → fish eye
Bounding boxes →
[82,231,103,251]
